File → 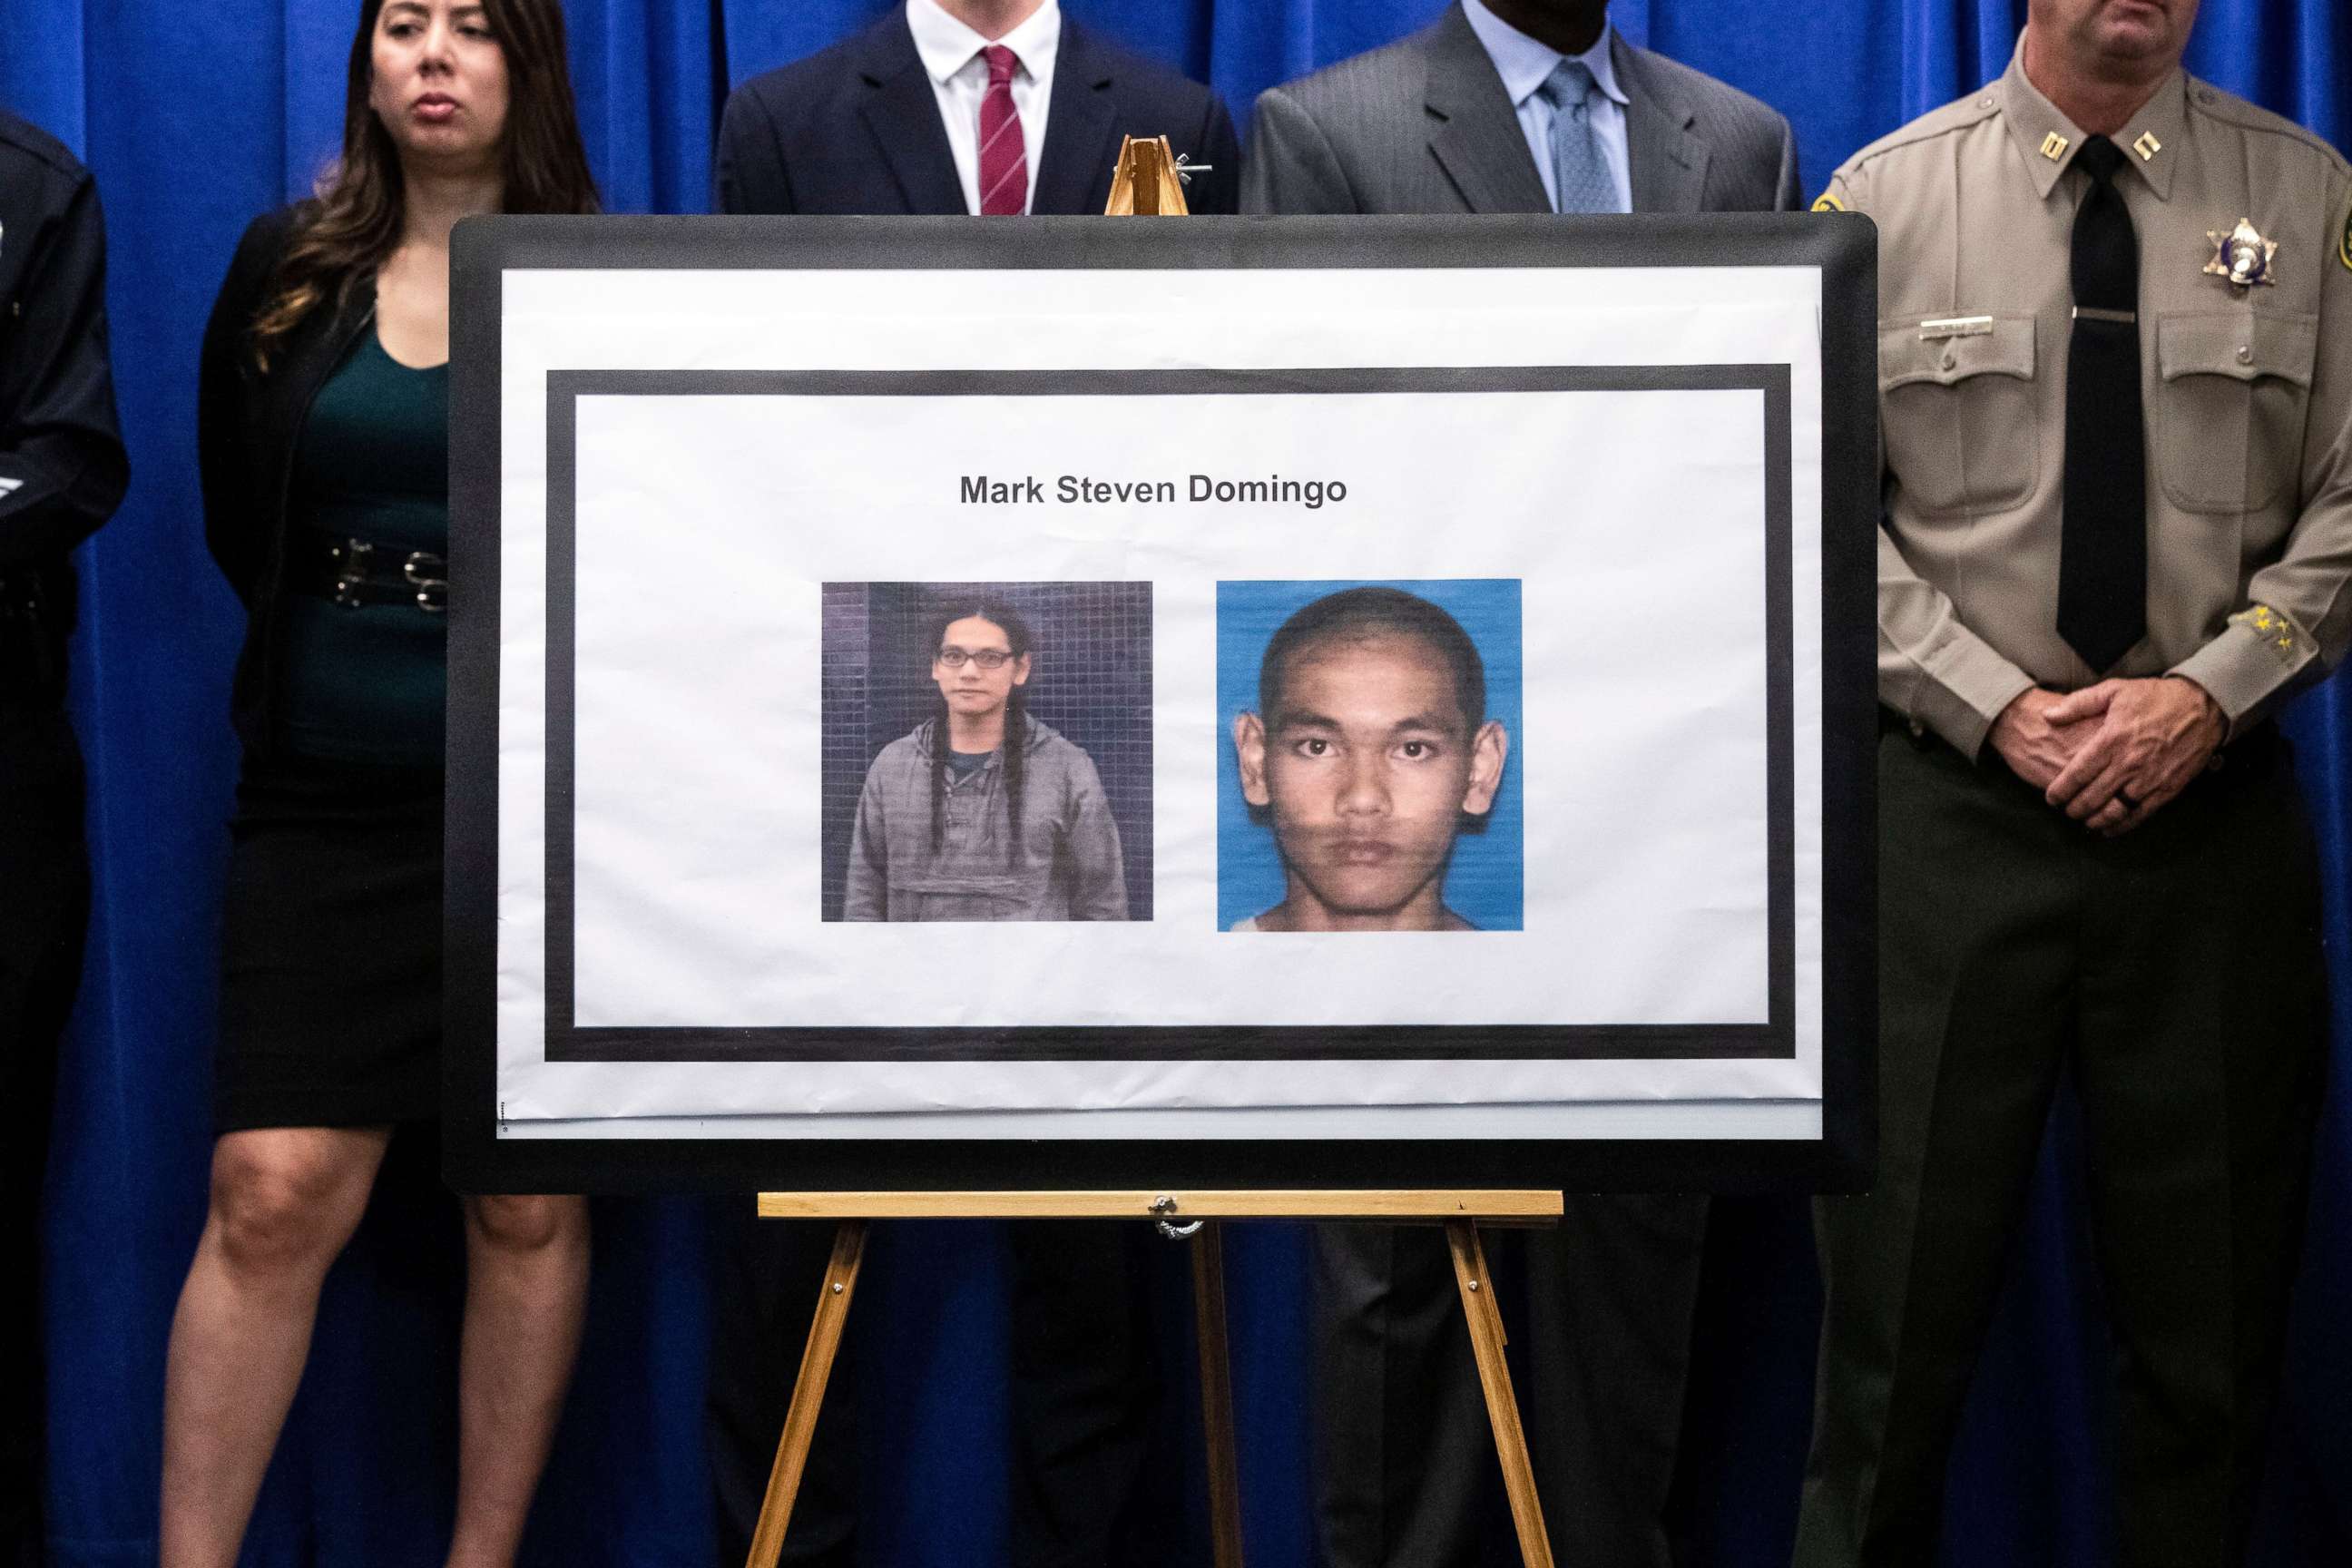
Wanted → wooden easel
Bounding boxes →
[1103,133,1198,217]
[743,1191,1565,1568]
[745,148,1563,1568]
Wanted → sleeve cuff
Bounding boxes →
[2168,605,2313,738]
[1903,645,2036,760]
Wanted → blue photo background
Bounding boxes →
[1216,579,1524,932]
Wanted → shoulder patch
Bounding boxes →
[1812,191,1846,212]
[2340,201,2351,273]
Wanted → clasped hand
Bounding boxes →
[1986,677,2226,837]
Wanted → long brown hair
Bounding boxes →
[250,0,599,369]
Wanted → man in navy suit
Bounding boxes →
[716,0,1238,218]
[708,14,1237,1563]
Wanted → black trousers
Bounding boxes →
[708,1214,1165,1568]
[0,697,88,1568]
[708,1206,859,1568]
[1310,1194,1709,1568]
[1004,1220,1172,1568]
[1794,724,2327,1568]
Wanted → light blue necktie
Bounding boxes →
[1537,58,1618,214]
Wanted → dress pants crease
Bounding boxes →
[1521,1193,1709,1568]
[1312,1194,1705,1568]
[1795,728,2325,1568]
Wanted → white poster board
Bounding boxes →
[446,215,1877,1193]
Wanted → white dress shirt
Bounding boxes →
[905,0,1062,215]
[1460,0,1632,213]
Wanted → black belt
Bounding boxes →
[289,531,446,613]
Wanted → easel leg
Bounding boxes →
[745,1219,867,1568]
[1191,1220,1246,1568]
[1447,1220,1555,1568]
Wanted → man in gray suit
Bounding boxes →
[1245,0,1797,217]
[1244,5,1798,1566]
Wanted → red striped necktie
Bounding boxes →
[976,43,1028,216]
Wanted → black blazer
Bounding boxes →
[199,205,379,755]
[0,112,127,576]
[715,10,1240,217]
[0,110,127,668]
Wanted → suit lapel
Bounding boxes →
[1423,5,1550,214]
[1032,20,1119,216]
[1613,34,1709,214]
[855,12,968,215]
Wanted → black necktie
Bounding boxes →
[2056,134,2146,673]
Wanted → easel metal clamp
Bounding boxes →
[1152,1194,1204,1240]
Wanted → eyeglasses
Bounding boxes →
[936,647,1014,670]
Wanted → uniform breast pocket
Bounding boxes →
[1878,316,2040,515]
[2154,309,2318,514]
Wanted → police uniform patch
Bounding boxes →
[1811,191,1845,213]
[2340,200,2352,273]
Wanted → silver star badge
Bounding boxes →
[2203,218,2278,289]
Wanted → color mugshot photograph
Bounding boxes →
[818,582,1152,923]
[1219,581,1524,933]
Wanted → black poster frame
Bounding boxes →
[445,213,1879,1195]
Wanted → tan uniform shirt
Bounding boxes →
[1819,40,2352,757]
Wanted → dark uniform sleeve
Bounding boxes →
[714,82,796,216]
[0,160,126,568]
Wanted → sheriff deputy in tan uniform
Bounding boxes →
[1796,0,2352,1563]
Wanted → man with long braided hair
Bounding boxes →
[843,599,1127,922]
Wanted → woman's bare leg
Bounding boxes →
[160,1125,392,1568]
[444,1193,591,1568]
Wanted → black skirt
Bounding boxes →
[215,753,444,1133]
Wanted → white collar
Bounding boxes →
[906,0,1063,86]
[1460,0,1629,110]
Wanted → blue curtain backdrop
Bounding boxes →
[2,0,2346,1563]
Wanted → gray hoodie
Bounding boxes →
[842,714,1129,922]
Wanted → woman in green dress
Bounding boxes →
[163,3,598,1563]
